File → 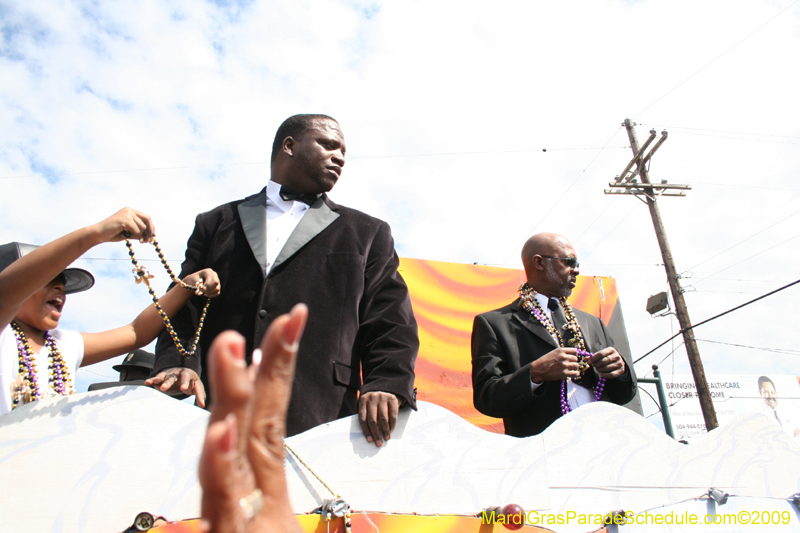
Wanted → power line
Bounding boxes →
[634,277,800,364]
[689,181,800,192]
[638,387,662,414]
[350,146,630,159]
[695,338,800,356]
[690,232,800,285]
[655,342,686,370]
[693,277,794,283]
[639,123,800,140]
[581,201,641,262]
[658,130,800,145]
[572,197,619,246]
[686,207,800,272]
[0,161,271,180]
[0,145,632,180]
[633,0,800,117]
[498,126,624,266]
[581,262,663,267]
[692,290,797,295]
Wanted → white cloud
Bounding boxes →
[2,0,799,426]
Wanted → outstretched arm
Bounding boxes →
[80,268,221,366]
[0,208,155,333]
[198,305,307,533]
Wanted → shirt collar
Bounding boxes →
[266,180,293,212]
[534,292,551,315]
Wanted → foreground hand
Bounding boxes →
[145,367,207,408]
[93,207,155,244]
[184,268,222,298]
[198,304,307,533]
[358,391,400,447]
[530,347,580,383]
[590,347,626,378]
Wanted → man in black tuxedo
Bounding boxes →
[471,233,635,437]
[148,114,418,446]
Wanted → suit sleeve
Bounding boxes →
[471,314,544,418]
[151,213,209,377]
[356,221,419,408]
[593,318,637,405]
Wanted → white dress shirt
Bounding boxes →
[265,180,311,275]
[530,292,595,410]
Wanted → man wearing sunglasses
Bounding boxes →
[471,233,636,437]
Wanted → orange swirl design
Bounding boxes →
[399,258,619,433]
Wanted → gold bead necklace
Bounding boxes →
[125,237,210,359]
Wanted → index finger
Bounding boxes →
[249,304,307,490]
[194,379,207,408]
[144,371,166,386]
[131,209,155,242]
[358,398,376,444]
[363,396,383,446]
[384,395,399,437]
[589,348,615,363]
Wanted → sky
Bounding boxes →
[2,0,799,429]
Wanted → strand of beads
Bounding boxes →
[125,237,210,359]
[559,296,588,352]
[10,321,73,409]
[559,349,606,414]
[518,284,563,346]
[125,237,204,295]
[46,333,72,396]
[150,238,202,293]
[11,321,40,406]
[518,284,607,415]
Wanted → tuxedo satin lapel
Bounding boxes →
[512,307,560,349]
[238,188,267,280]
[272,196,339,272]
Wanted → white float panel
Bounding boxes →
[2,389,800,533]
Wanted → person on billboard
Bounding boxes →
[755,376,800,437]
[471,233,636,437]
[147,114,418,447]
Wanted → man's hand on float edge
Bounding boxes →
[358,391,400,447]
[146,367,207,408]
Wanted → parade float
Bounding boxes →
[1,259,799,532]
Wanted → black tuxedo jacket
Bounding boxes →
[471,299,636,437]
[153,188,418,436]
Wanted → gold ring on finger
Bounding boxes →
[239,488,264,521]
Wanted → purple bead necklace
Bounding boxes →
[518,284,606,415]
[10,321,73,409]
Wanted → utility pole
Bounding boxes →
[606,118,718,432]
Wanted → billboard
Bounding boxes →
[663,373,800,443]
[398,257,642,433]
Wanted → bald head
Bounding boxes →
[521,233,580,298]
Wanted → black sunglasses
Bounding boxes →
[540,255,580,269]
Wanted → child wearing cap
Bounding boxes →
[0,207,220,414]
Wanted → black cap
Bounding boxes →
[0,242,95,295]
[113,349,155,372]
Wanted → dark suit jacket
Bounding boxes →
[153,188,419,436]
[471,299,636,437]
